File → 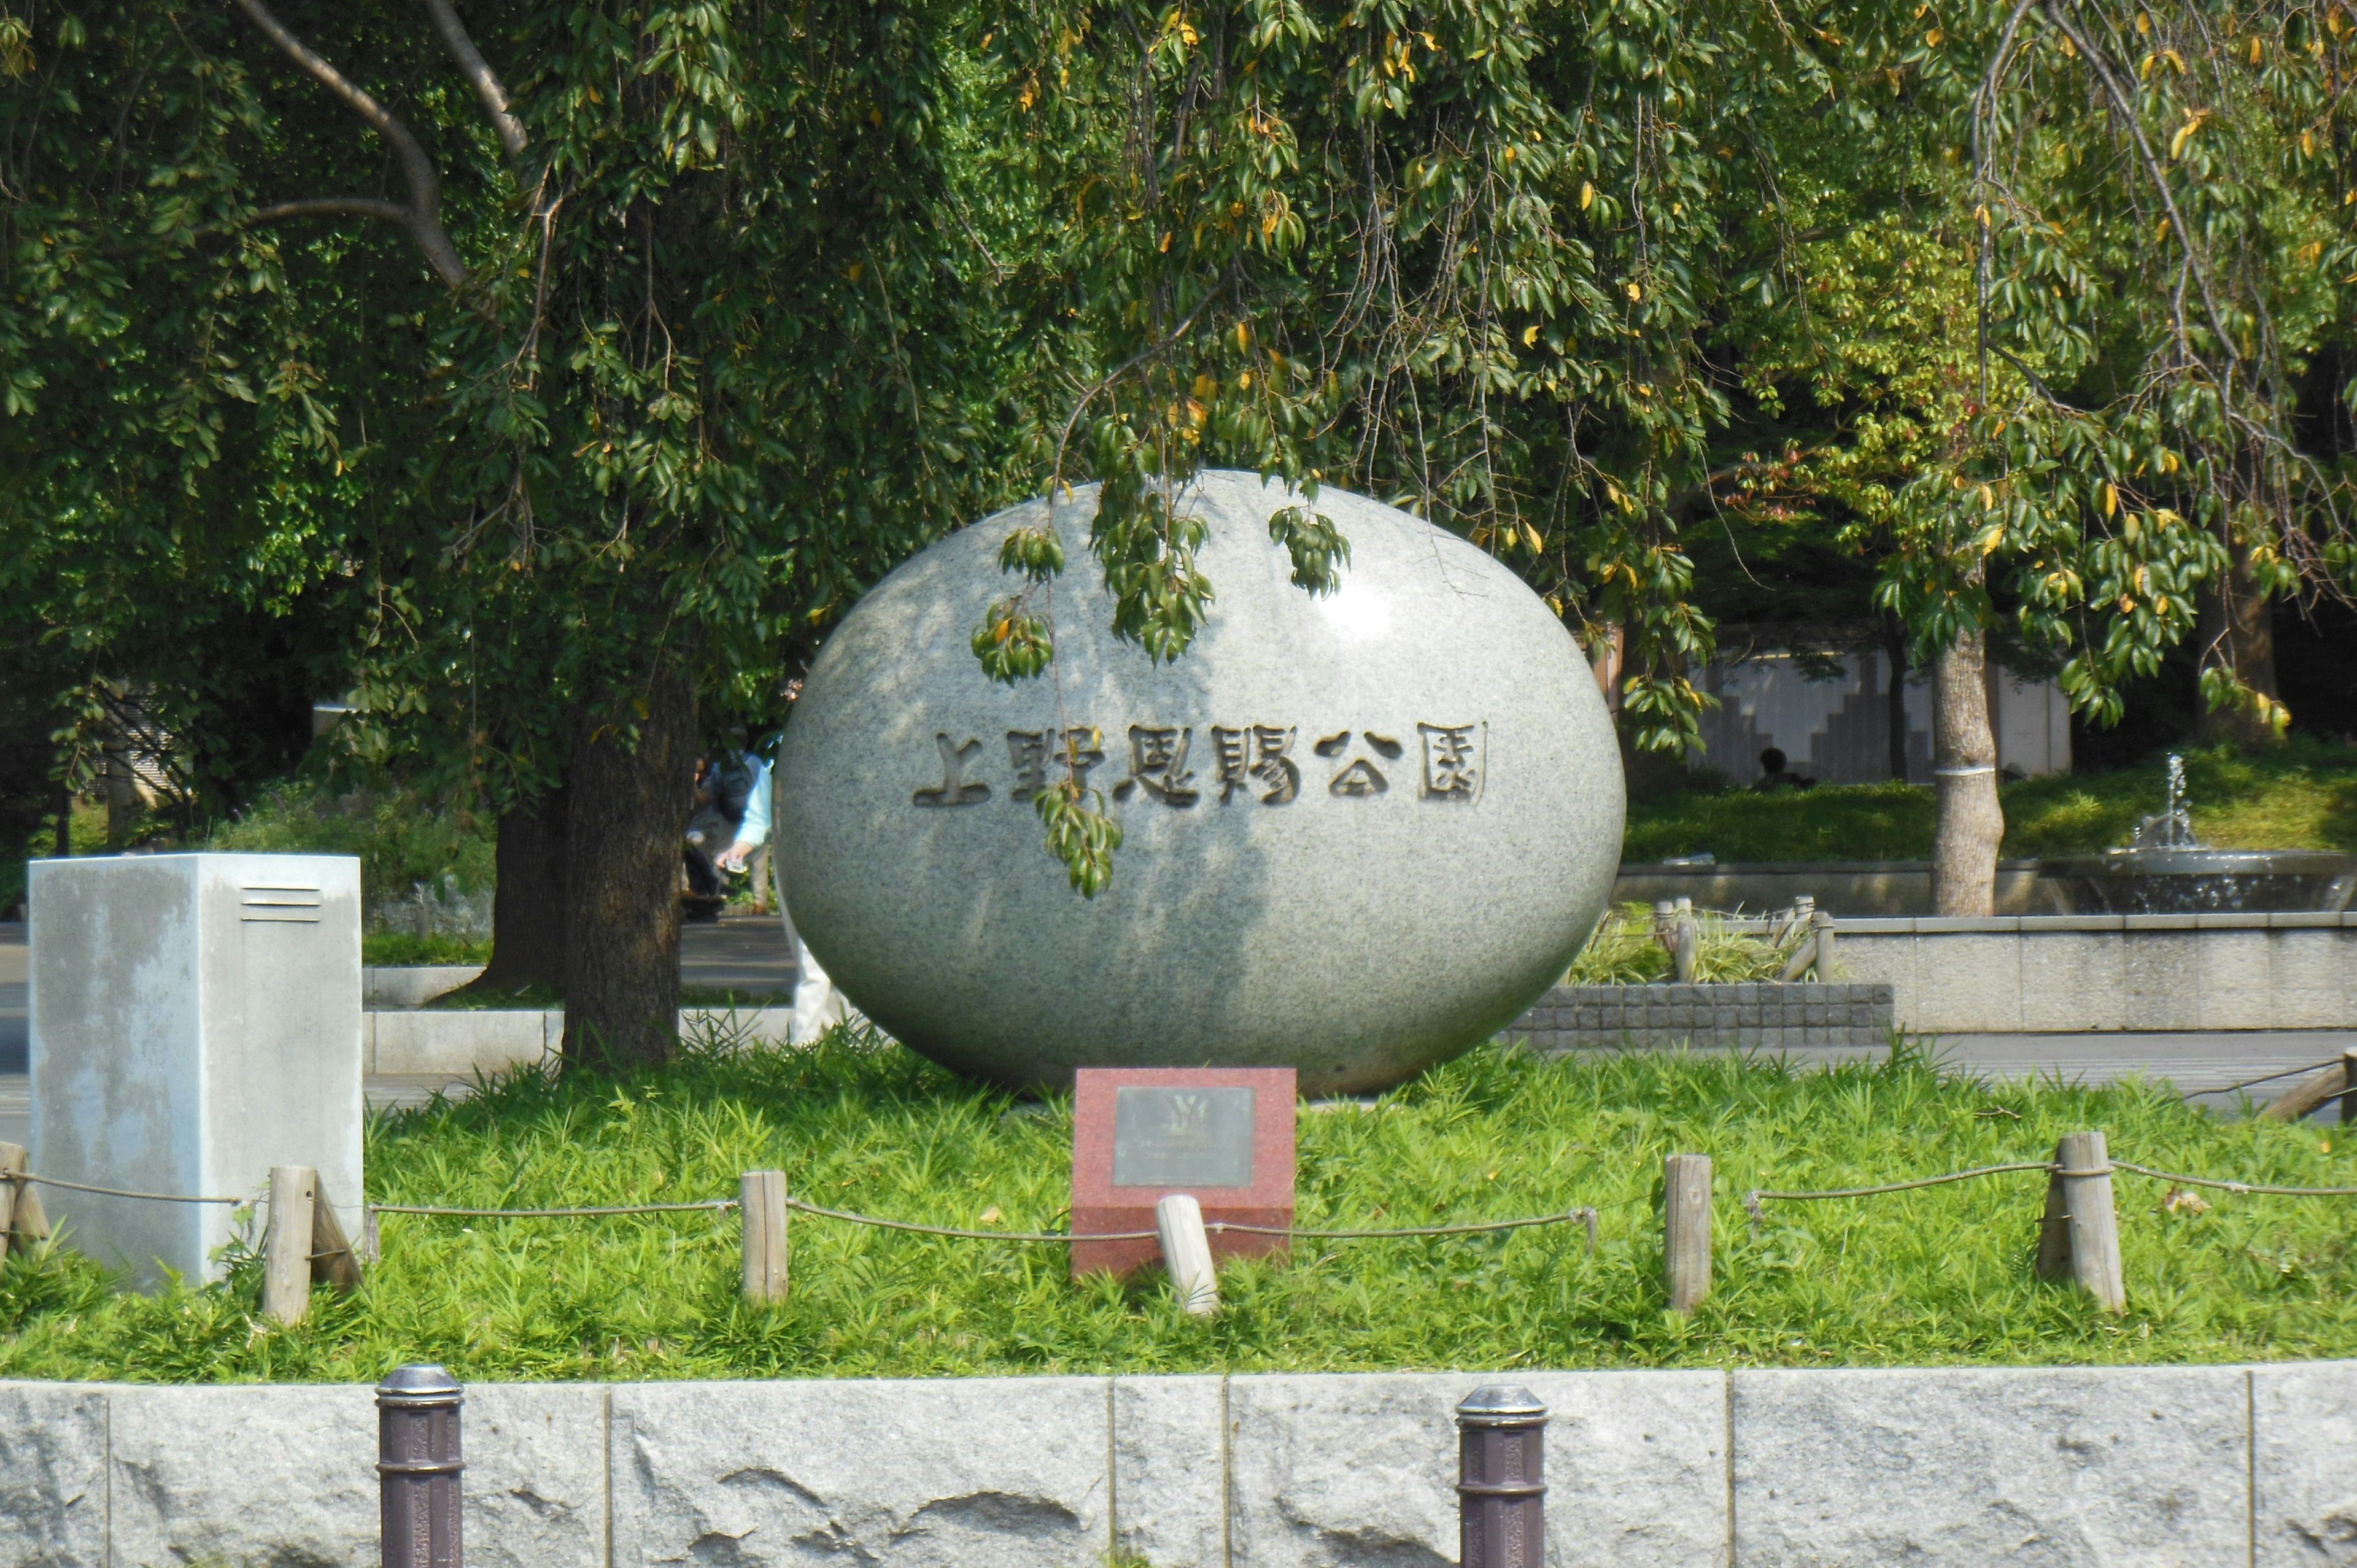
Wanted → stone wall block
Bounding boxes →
[465,1383,611,1568]
[1733,1365,2248,1567]
[610,1376,1112,1567]
[2267,930,2354,1030]
[0,1382,106,1568]
[2122,932,2205,1030]
[371,1008,552,1076]
[1227,1369,1727,1568]
[2254,1359,2357,1565]
[1113,1375,1225,1567]
[2195,929,2277,1030]
[1907,934,2022,1032]
[107,1383,378,1568]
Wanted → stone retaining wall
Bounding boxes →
[1507,982,1892,1051]
[1837,911,2357,1033]
[7,1363,2356,1566]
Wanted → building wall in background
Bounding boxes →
[1693,649,2070,786]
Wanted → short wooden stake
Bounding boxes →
[2034,1130,2126,1314]
[741,1170,790,1304]
[2340,1050,2357,1126]
[1811,910,1836,980]
[311,1176,364,1293]
[2263,1061,2351,1122]
[0,1143,45,1261]
[1663,1153,1713,1314]
[1155,1193,1220,1316]
[0,1141,19,1264]
[265,1165,319,1326]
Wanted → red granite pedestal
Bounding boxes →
[1070,1067,1297,1278]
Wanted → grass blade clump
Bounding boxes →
[5,1030,2357,1383]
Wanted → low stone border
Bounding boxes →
[6,1362,2354,1566]
[1840,912,2357,1033]
[363,1006,796,1075]
[1508,983,1893,1051]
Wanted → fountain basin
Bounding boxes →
[2041,849,2354,914]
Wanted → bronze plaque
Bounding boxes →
[1111,1086,1256,1188]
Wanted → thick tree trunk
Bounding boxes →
[452,789,570,998]
[2197,542,2282,747]
[1883,627,1911,781]
[1930,631,2003,916]
[562,659,697,1074]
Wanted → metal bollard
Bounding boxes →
[1456,1385,1547,1568]
[378,1364,464,1568]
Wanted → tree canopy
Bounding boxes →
[5,0,2354,1021]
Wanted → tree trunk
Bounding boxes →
[452,788,570,998]
[52,779,71,857]
[2197,541,2282,747]
[1930,631,2003,916]
[562,659,697,1075]
[1883,626,1911,781]
[103,742,136,848]
[1588,621,1625,714]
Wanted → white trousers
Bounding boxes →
[791,937,846,1045]
[774,840,845,1045]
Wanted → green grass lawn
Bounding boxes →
[1625,738,2357,863]
[7,1031,2357,1384]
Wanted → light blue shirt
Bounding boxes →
[733,753,773,849]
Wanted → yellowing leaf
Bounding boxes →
[1977,482,1994,510]
[1925,27,1943,45]
[2136,9,2151,33]
[2102,482,2119,517]
[2250,35,2264,63]
[1625,280,1643,301]
[1523,324,1541,346]
[1580,182,1595,210]
[1521,522,1544,554]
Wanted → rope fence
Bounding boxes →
[9,1115,2357,1324]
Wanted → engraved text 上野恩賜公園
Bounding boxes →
[912,722,1487,808]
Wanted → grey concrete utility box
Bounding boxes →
[27,853,362,1287]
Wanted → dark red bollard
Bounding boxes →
[379,1364,463,1568]
[1457,1385,1547,1568]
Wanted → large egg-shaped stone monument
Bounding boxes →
[775,471,1624,1093]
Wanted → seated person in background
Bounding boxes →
[1753,746,1817,792]
[684,746,769,921]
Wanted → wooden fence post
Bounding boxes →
[2341,1050,2357,1126]
[1663,1154,1713,1314]
[311,1176,364,1293]
[265,1165,318,1326]
[741,1170,790,1304]
[0,1143,45,1262]
[2034,1130,2126,1313]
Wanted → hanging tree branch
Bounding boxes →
[227,0,467,287]
[422,0,527,163]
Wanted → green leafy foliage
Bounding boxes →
[1035,773,1123,897]
[1564,903,1796,984]
[10,1033,2357,1381]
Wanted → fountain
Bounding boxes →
[2042,753,2354,914]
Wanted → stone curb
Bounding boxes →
[6,1362,2355,1566]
